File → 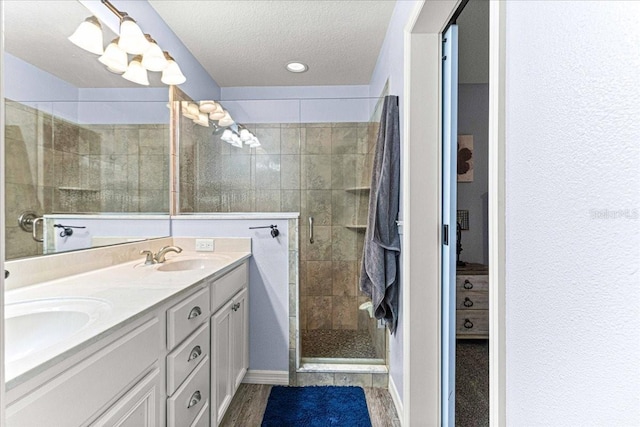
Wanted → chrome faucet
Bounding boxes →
[154,246,183,263]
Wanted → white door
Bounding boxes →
[441,24,458,427]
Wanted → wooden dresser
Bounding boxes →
[456,263,489,339]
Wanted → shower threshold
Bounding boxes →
[299,358,387,374]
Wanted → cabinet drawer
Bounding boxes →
[456,290,488,310]
[456,275,488,292]
[211,263,247,313]
[456,310,489,337]
[167,323,210,396]
[168,287,210,349]
[191,401,210,427]
[167,355,210,427]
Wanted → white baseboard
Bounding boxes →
[242,370,289,385]
[389,375,404,426]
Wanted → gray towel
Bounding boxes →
[359,95,401,333]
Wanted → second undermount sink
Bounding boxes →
[156,254,233,272]
[5,297,112,364]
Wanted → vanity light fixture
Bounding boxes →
[99,38,128,73]
[194,113,210,127]
[69,0,186,86]
[286,61,308,73]
[68,16,104,55]
[122,55,149,86]
[208,103,226,121]
[198,101,218,113]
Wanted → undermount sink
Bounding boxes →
[156,255,232,272]
[5,297,112,364]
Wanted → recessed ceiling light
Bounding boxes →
[286,62,308,73]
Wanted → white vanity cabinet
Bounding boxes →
[5,257,250,427]
[6,317,163,427]
[210,264,249,426]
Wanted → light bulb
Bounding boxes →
[122,55,149,86]
[119,16,150,54]
[68,16,104,55]
[99,38,128,73]
[141,35,168,72]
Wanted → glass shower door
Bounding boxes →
[299,98,385,363]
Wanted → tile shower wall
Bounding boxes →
[4,100,169,259]
[178,117,383,357]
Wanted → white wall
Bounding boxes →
[171,217,291,372]
[505,1,640,424]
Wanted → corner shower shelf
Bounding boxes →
[345,224,367,231]
[345,186,370,193]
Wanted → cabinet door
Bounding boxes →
[211,300,234,426]
[91,368,161,427]
[231,288,249,392]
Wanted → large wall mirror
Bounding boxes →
[3,0,171,260]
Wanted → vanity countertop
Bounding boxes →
[4,251,251,390]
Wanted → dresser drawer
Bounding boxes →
[456,290,488,310]
[456,275,488,292]
[211,263,247,313]
[167,287,210,349]
[456,310,489,337]
[167,355,210,427]
[167,323,210,396]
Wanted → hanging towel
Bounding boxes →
[360,95,401,334]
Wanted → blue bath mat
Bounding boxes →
[261,386,372,427]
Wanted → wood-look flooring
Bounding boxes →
[220,384,401,427]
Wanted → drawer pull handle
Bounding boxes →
[187,390,202,409]
[463,297,474,308]
[188,345,202,362]
[463,279,473,290]
[232,302,240,312]
[464,319,474,329]
[188,306,202,319]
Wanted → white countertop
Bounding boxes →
[4,251,251,390]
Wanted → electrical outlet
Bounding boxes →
[195,239,215,252]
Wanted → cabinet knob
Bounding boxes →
[463,297,473,307]
[463,279,473,289]
[232,302,240,312]
[188,345,202,362]
[187,390,202,409]
[464,319,474,329]
[188,306,202,319]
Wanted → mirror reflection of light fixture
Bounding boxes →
[122,55,149,86]
[118,16,149,54]
[161,52,187,85]
[193,113,210,127]
[209,104,225,120]
[141,35,168,72]
[217,111,234,127]
[199,101,217,113]
[68,16,104,55]
[99,38,128,73]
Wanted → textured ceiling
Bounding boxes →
[148,0,396,87]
